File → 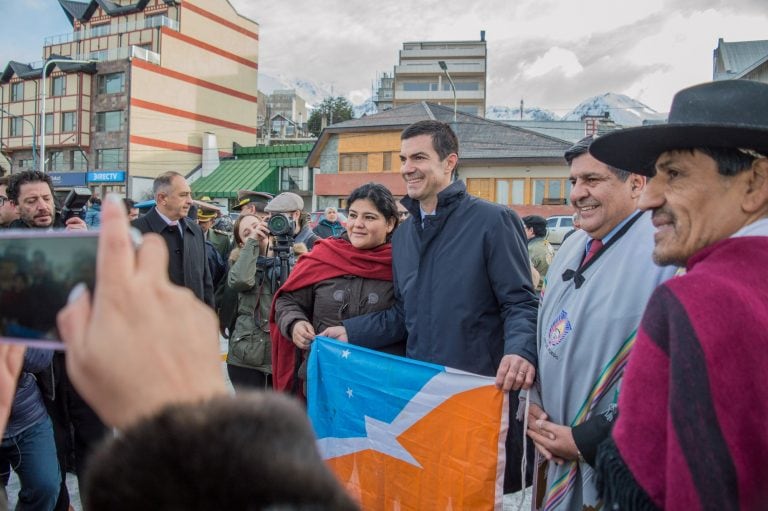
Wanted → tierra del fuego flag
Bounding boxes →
[308,336,509,510]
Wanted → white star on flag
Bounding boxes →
[341,349,351,359]
[346,387,354,398]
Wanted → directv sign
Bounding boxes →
[88,171,126,183]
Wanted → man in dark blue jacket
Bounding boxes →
[323,120,538,492]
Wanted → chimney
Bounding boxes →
[201,132,219,178]
[480,30,486,42]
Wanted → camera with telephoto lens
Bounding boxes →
[267,213,295,237]
[60,187,92,221]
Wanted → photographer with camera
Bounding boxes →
[225,192,314,391]
[264,192,319,252]
[4,170,104,509]
[6,171,87,231]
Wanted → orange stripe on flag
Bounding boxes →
[326,386,507,510]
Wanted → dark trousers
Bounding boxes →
[504,389,535,494]
[41,354,108,510]
[227,364,271,392]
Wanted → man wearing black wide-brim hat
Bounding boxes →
[589,80,768,510]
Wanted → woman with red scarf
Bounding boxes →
[271,183,405,396]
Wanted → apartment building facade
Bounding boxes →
[0,0,258,198]
[374,34,487,117]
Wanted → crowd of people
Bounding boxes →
[0,78,766,510]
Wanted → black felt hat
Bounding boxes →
[589,80,768,176]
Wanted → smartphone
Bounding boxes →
[0,230,99,350]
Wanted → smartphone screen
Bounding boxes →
[0,230,98,349]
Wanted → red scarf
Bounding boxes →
[270,237,393,394]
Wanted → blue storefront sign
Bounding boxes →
[88,171,126,183]
[48,172,88,187]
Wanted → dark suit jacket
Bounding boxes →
[132,208,214,307]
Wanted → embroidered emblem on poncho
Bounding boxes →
[545,310,572,360]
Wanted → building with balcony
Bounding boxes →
[374,33,487,117]
[308,102,575,218]
[267,89,307,132]
[0,0,259,198]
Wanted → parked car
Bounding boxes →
[546,215,575,246]
[309,210,347,229]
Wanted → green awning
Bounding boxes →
[191,159,280,199]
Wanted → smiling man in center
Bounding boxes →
[322,119,539,492]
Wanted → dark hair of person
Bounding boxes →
[689,147,760,177]
[7,170,54,204]
[233,213,258,247]
[123,198,136,214]
[523,216,547,239]
[401,120,459,162]
[346,183,399,242]
[565,135,630,182]
[82,393,360,511]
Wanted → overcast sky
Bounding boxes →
[2,0,766,114]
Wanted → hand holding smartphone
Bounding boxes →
[0,230,99,349]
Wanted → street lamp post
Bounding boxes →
[40,57,94,173]
[0,107,37,170]
[438,61,457,124]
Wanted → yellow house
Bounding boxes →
[308,102,576,218]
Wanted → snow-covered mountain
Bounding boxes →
[258,73,334,108]
[563,92,666,127]
[353,98,377,118]
[485,105,558,121]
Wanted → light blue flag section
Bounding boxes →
[307,336,445,442]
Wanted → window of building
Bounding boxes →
[47,151,64,172]
[90,23,111,37]
[51,76,66,97]
[444,81,480,91]
[339,153,367,172]
[280,167,308,192]
[47,150,87,172]
[10,82,23,102]
[495,179,526,205]
[533,178,570,205]
[9,118,23,137]
[96,148,124,169]
[97,72,125,95]
[382,152,392,171]
[17,159,30,169]
[61,112,76,132]
[402,82,432,92]
[45,113,54,134]
[96,111,123,132]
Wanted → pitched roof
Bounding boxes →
[57,0,176,24]
[714,39,768,80]
[1,55,97,84]
[308,102,572,166]
[191,159,279,199]
[192,144,312,198]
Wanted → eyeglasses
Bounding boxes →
[0,196,7,206]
